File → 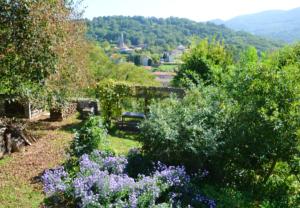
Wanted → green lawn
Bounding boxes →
[152,64,178,72]
[108,135,141,155]
[0,178,43,208]
[0,157,12,167]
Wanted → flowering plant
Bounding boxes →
[43,150,216,208]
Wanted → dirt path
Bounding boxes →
[0,115,81,208]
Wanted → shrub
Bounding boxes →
[139,86,232,171]
[96,79,134,126]
[43,150,216,208]
[173,38,232,88]
[219,47,300,187]
[69,116,108,158]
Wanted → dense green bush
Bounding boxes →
[139,86,232,171]
[219,47,300,187]
[69,116,108,158]
[139,44,300,207]
[173,39,233,88]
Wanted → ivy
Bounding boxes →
[97,80,135,126]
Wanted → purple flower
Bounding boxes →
[103,156,128,174]
[154,161,190,187]
[42,151,216,208]
[79,154,100,173]
[42,167,68,195]
[193,194,217,208]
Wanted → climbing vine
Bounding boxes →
[97,80,135,126]
[97,79,184,126]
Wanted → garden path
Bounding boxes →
[0,115,81,208]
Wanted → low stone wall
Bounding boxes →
[0,99,44,120]
[75,99,100,115]
[50,102,77,121]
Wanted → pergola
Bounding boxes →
[118,85,186,130]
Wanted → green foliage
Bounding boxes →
[139,87,232,171]
[174,39,233,87]
[86,16,283,54]
[0,0,57,97]
[200,185,252,208]
[0,0,91,107]
[139,44,300,207]
[97,80,135,126]
[88,44,158,87]
[219,46,300,186]
[69,117,108,158]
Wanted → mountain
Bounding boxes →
[86,16,283,54]
[211,7,300,43]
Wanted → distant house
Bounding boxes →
[140,56,152,66]
[177,45,186,51]
[162,45,186,63]
[162,52,174,63]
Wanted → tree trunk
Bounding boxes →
[262,159,277,184]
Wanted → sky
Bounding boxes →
[83,0,300,22]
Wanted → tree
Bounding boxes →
[173,39,232,88]
[0,0,57,98]
[220,46,300,187]
[0,0,91,106]
[88,45,158,87]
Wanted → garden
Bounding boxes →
[0,1,299,208]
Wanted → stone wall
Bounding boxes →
[50,102,77,121]
[0,97,44,120]
[75,99,100,115]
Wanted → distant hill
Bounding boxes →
[86,16,283,54]
[211,7,300,43]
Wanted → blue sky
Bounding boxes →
[83,0,300,21]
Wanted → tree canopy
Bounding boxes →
[0,0,91,105]
[173,39,233,87]
[86,16,284,54]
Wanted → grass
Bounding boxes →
[0,178,43,208]
[0,156,12,167]
[0,115,142,207]
[0,114,82,208]
[108,135,141,155]
[152,64,178,72]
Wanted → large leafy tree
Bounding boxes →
[220,46,300,187]
[0,0,91,104]
[173,38,233,88]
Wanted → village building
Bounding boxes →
[118,33,134,53]
[140,55,152,66]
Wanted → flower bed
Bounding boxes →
[42,150,216,208]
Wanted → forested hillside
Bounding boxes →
[86,16,283,53]
[212,7,300,43]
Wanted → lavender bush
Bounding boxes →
[43,150,216,208]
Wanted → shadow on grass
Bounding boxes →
[59,121,83,133]
[108,124,140,141]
